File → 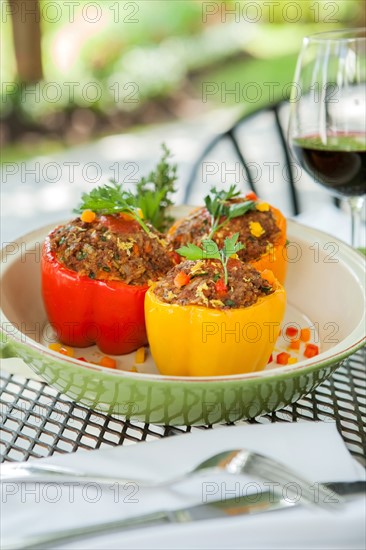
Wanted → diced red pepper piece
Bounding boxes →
[285,325,299,339]
[174,271,190,288]
[215,279,228,295]
[77,357,87,362]
[171,251,182,265]
[267,354,273,364]
[304,343,319,358]
[245,191,258,201]
[276,352,291,365]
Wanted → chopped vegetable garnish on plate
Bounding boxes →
[304,343,319,358]
[99,356,117,369]
[289,339,300,350]
[135,347,146,364]
[276,352,291,365]
[285,325,299,339]
[300,328,311,342]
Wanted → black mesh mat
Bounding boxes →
[1,348,365,466]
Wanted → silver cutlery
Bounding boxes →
[2,481,365,550]
[0,449,345,510]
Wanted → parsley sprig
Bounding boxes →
[135,143,177,231]
[74,182,151,234]
[74,144,177,233]
[204,185,256,238]
[177,233,244,286]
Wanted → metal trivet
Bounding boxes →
[1,348,365,466]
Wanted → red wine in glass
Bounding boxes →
[293,132,366,197]
[288,28,366,247]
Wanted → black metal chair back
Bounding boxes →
[184,101,329,216]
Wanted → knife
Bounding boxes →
[2,482,365,550]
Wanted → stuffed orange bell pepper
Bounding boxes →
[42,182,173,355]
[145,234,286,377]
[167,187,287,284]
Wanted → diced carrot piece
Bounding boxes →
[48,343,62,352]
[81,210,96,223]
[245,191,258,201]
[174,271,190,288]
[133,244,140,256]
[300,328,311,342]
[135,347,145,364]
[289,339,300,350]
[99,356,117,369]
[288,357,298,365]
[285,325,299,339]
[304,343,319,358]
[276,352,291,365]
[59,345,74,357]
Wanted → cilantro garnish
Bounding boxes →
[177,233,244,286]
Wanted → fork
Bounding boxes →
[0,449,343,509]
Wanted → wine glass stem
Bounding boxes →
[348,196,365,248]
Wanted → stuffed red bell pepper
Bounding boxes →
[42,210,173,355]
[41,145,177,356]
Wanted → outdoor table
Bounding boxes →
[0,121,365,550]
[1,347,364,465]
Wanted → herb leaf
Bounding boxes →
[223,232,245,258]
[135,143,177,231]
[175,240,220,261]
[76,181,132,214]
[175,242,206,261]
[227,201,256,219]
[74,182,151,234]
[177,233,244,286]
[74,144,177,233]
[204,186,256,238]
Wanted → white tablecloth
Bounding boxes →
[1,422,365,549]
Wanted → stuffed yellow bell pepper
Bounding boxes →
[145,234,286,377]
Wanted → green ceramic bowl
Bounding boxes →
[1,220,365,425]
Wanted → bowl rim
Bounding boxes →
[1,219,365,383]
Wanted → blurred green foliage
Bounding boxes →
[1,0,364,144]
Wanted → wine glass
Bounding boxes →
[288,28,366,248]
